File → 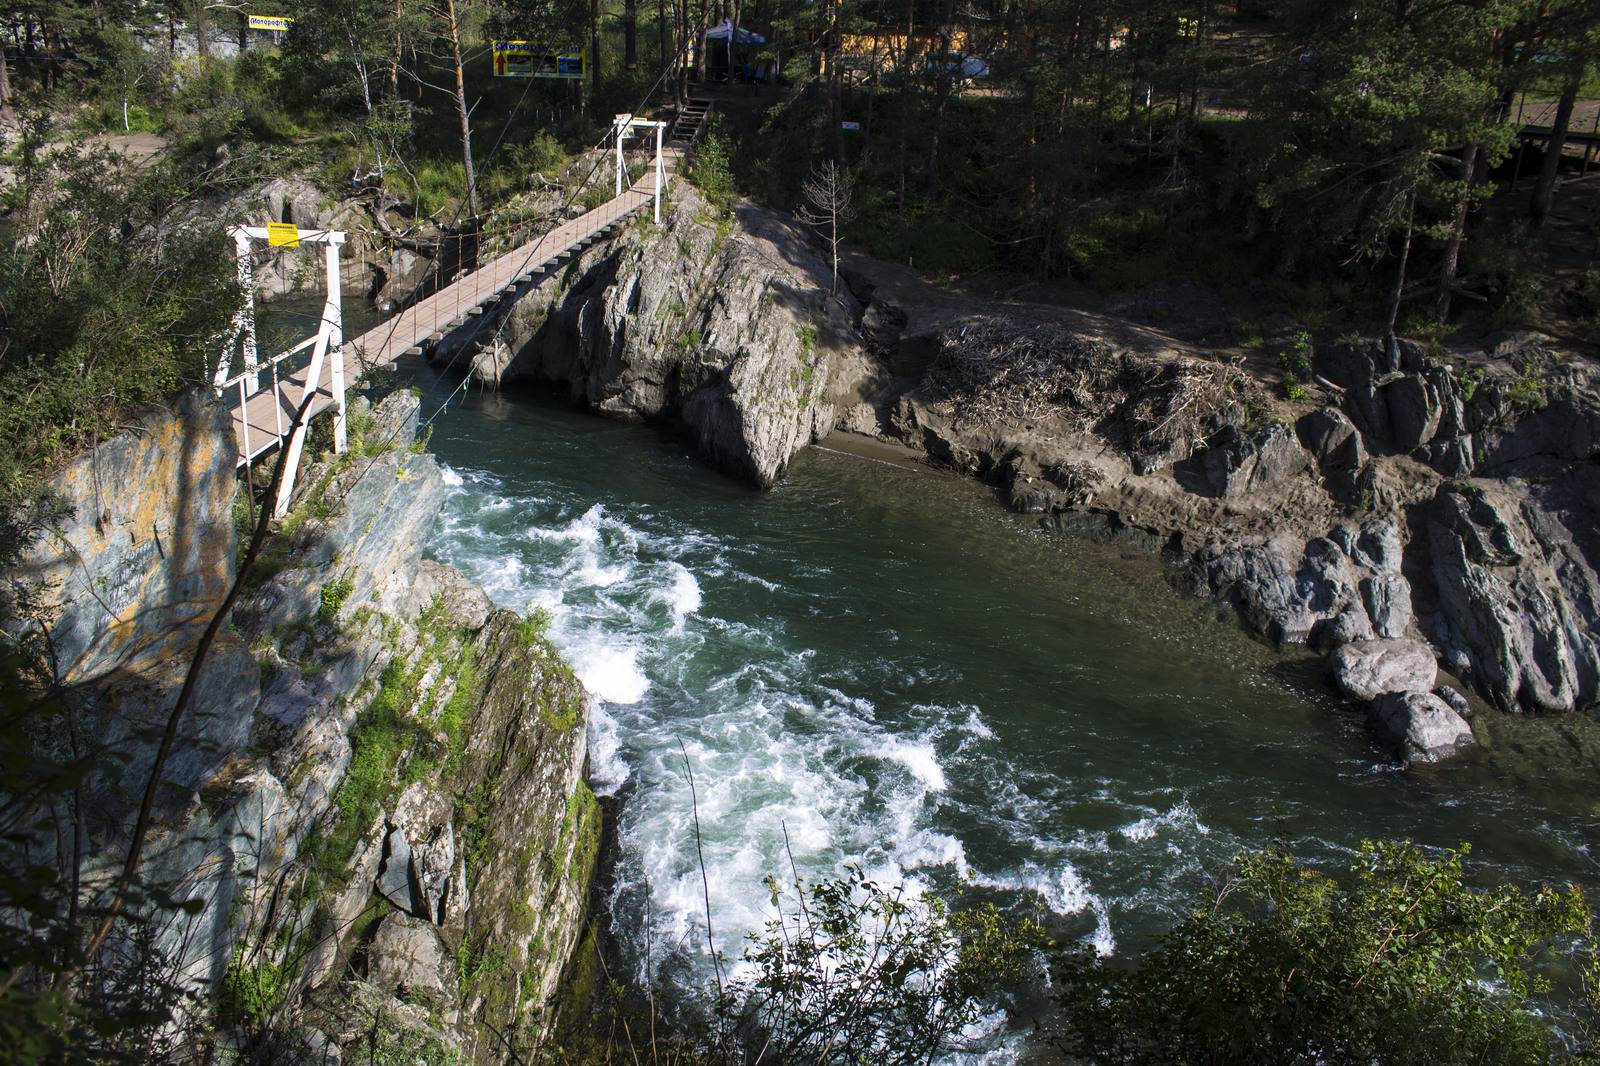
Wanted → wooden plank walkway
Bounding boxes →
[231,130,699,468]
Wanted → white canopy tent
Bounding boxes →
[704,18,766,43]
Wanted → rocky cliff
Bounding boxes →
[1,389,600,1063]
[830,256,1600,764]
[433,185,868,489]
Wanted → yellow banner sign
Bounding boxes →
[248,15,293,30]
[267,222,300,247]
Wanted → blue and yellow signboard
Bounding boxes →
[492,42,586,79]
[248,15,293,30]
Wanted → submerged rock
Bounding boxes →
[1370,690,1476,764]
[1331,639,1437,702]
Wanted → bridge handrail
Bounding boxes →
[219,333,318,392]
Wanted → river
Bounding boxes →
[382,363,1600,1056]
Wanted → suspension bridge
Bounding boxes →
[217,99,714,514]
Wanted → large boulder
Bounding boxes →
[377,781,457,923]
[1200,423,1309,498]
[1297,407,1367,497]
[369,913,457,1007]
[1370,691,1476,764]
[1330,639,1437,702]
[1381,374,1441,450]
[1196,536,1369,646]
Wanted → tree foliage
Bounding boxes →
[728,867,1044,1065]
[0,131,240,568]
[1052,842,1595,1066]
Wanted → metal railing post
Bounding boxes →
[654,123,664,222]
[324,235,347,453]
[615,113,628,197]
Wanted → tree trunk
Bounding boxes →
[446,0,479,218]
[695,0,709,82]
[1529,80,1577,227]
[826,0,844,163]
[392,0,404,94]
[925,2,954,196]
[0,48,13,128]
[1022,0,1039,217]
[625,0,638,69]
[895,0,914,236]
[194,0,210,59]
[1384,191,1416,340]
[592,0,603,96]
[1436,143,1478,323]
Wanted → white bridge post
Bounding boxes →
[275,230,347,516]
[654,122,664,222]
[217,225,348,518]
[323,237,347,454]
[615,113,629,197]
[218,230,260,395]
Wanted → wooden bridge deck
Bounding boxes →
[231,135,695,467]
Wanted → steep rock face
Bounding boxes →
[451,614,599,1060]
[1423,482,1600,713]
[2,389,602,1060]
[2,391,237,684]
[453,187,860,487]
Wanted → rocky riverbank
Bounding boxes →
[1,389,599,1063]
[428,188,1598,767]
[843,259,1600,763]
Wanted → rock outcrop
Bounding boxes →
[828,253,1600,758]
[1,389,601,1063]
[433,186,865,488]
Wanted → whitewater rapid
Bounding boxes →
[425,462,1244,1010]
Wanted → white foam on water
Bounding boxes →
[661,562,703,622]
[960,707,995,740]
[1120,800,1209,844]
[587,702,630,794]
[440,463,464,487]
[570,642,651,704]
[882,738,949,792]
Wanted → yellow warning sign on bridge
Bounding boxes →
[267,222,300,247]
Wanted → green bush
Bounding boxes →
[517,605,554,645]
[318,577,354,623]
[1568,268,1600,344]
[1052,841,1592,1066]
[0,139,241,569]
[689,118,736,212]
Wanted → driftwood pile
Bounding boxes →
[923,317,1262,462]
